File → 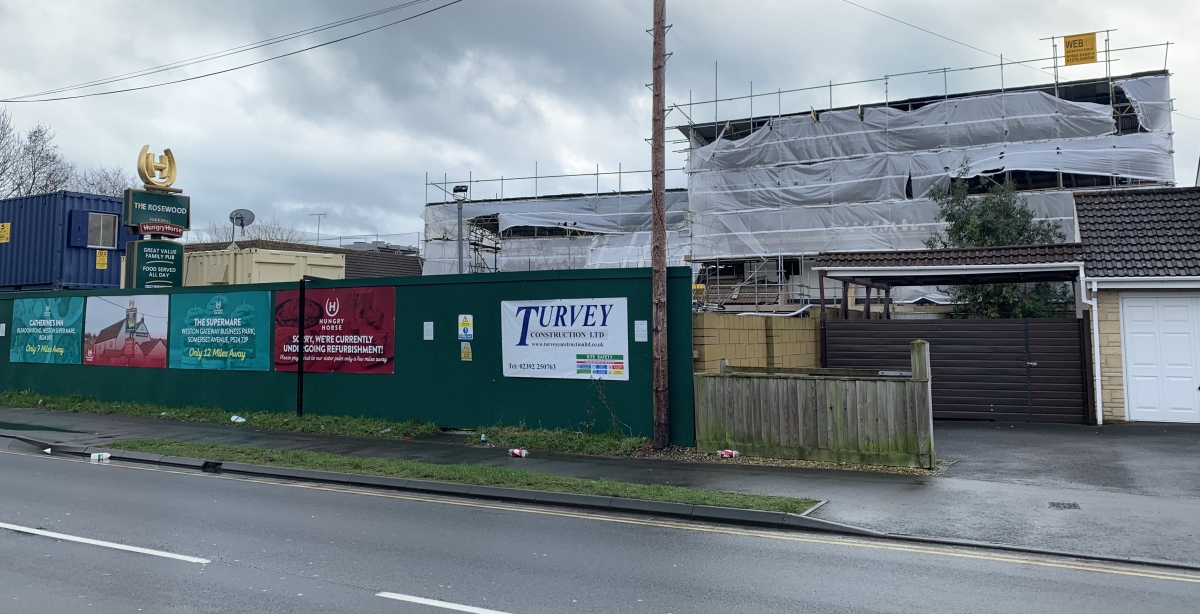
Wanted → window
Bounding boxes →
[87,212,118,248]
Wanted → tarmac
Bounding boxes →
[2,406,1198,565]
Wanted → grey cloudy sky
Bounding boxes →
[0,0,1196,243]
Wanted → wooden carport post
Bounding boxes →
[818,270,828,368]
[840,281,850,320]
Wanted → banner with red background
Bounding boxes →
[274,286,395,374]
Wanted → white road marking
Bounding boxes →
[376,592,514,613]
[0,521,210,564]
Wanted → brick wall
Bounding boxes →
[692,313,820,373]
[1095,289,1126,423]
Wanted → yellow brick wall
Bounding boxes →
[1095,290,1126,423]
[692,313,820,373]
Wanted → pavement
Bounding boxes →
[2,449,1198,613]
[2,406,1200,566]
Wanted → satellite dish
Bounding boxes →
[230,209,256,229]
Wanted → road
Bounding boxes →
[1,447,1197,613]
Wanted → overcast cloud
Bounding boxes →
[0,0,1196,244]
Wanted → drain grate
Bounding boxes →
[1049,501,1081,509]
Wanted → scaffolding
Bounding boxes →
[424,42,1176,311]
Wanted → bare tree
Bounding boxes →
[68,164,140,197]
[189,216,309,244]
[0,110,16,194]
[0,113,75,199]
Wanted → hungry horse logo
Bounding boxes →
[325,298,340,318]
[213,300,224,315]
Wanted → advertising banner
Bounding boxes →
[124,240,184,289]
[274,286,395,374]
[501,297,628,380]
[83,295,169,368]
[169,291,272,371]
[9,297,84,364]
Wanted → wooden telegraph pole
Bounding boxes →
[650,0,670,449]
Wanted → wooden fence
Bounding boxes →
[694,340,934,468]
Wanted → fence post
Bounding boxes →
[910,339,934,469]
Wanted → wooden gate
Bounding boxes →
[823,318,1089,423]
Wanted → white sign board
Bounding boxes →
[634,320,648,342]
[423,321,434,341]
[458,314,474,340]
[501,297,628,380]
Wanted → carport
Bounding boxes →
[811,244,1098,424]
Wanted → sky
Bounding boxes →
[0,0,1196,246]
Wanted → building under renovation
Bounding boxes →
[423,69,1175,310]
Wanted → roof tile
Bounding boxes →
[1074,187,1200,278]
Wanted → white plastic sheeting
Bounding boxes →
[909,131,1174,195]
[496,236,591,272]
[424,232,692,275]
[586,231,691,269]
[690,191,1077,261]
[423,192,691,275]
[689,91,1117,171]
[1115,74,1173,133]
[424,191,689,239]
[688,132,1173,213]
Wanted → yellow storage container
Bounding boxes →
[184,249,345,286]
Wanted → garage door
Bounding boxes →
[1121,295,1200,423]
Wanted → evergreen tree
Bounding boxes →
[925,171,1073,318]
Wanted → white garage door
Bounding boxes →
[1121,295,1200,423]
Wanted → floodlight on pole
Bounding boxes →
[454,185,469,274]
[309,212,328,246]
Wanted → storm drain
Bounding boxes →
[1048,502,1081,510]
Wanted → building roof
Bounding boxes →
[183,240,422,278]
[1075,187,1200,278]
[138,338,164,355]
[813,243,1083,269]
[811,243,1083,288]
[94,319,125,344]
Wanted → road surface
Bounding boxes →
[0,446,1196,613]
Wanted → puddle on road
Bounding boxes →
[0,421,83,434]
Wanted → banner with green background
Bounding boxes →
[169,291,272,371]
[9,297,84,364]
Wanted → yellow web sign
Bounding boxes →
[0,222,10,243]
[95,249,109,270]
[1063,32,1097,66]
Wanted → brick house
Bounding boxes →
[1076,187,1200,424]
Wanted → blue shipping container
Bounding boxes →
[0,191,138,291]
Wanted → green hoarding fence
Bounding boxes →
[0,267,695,446]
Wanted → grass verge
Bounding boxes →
[477,425,648,456]
[110,438,820,515]
[0,390,440,439]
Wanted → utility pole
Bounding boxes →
[650,0,670,449]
